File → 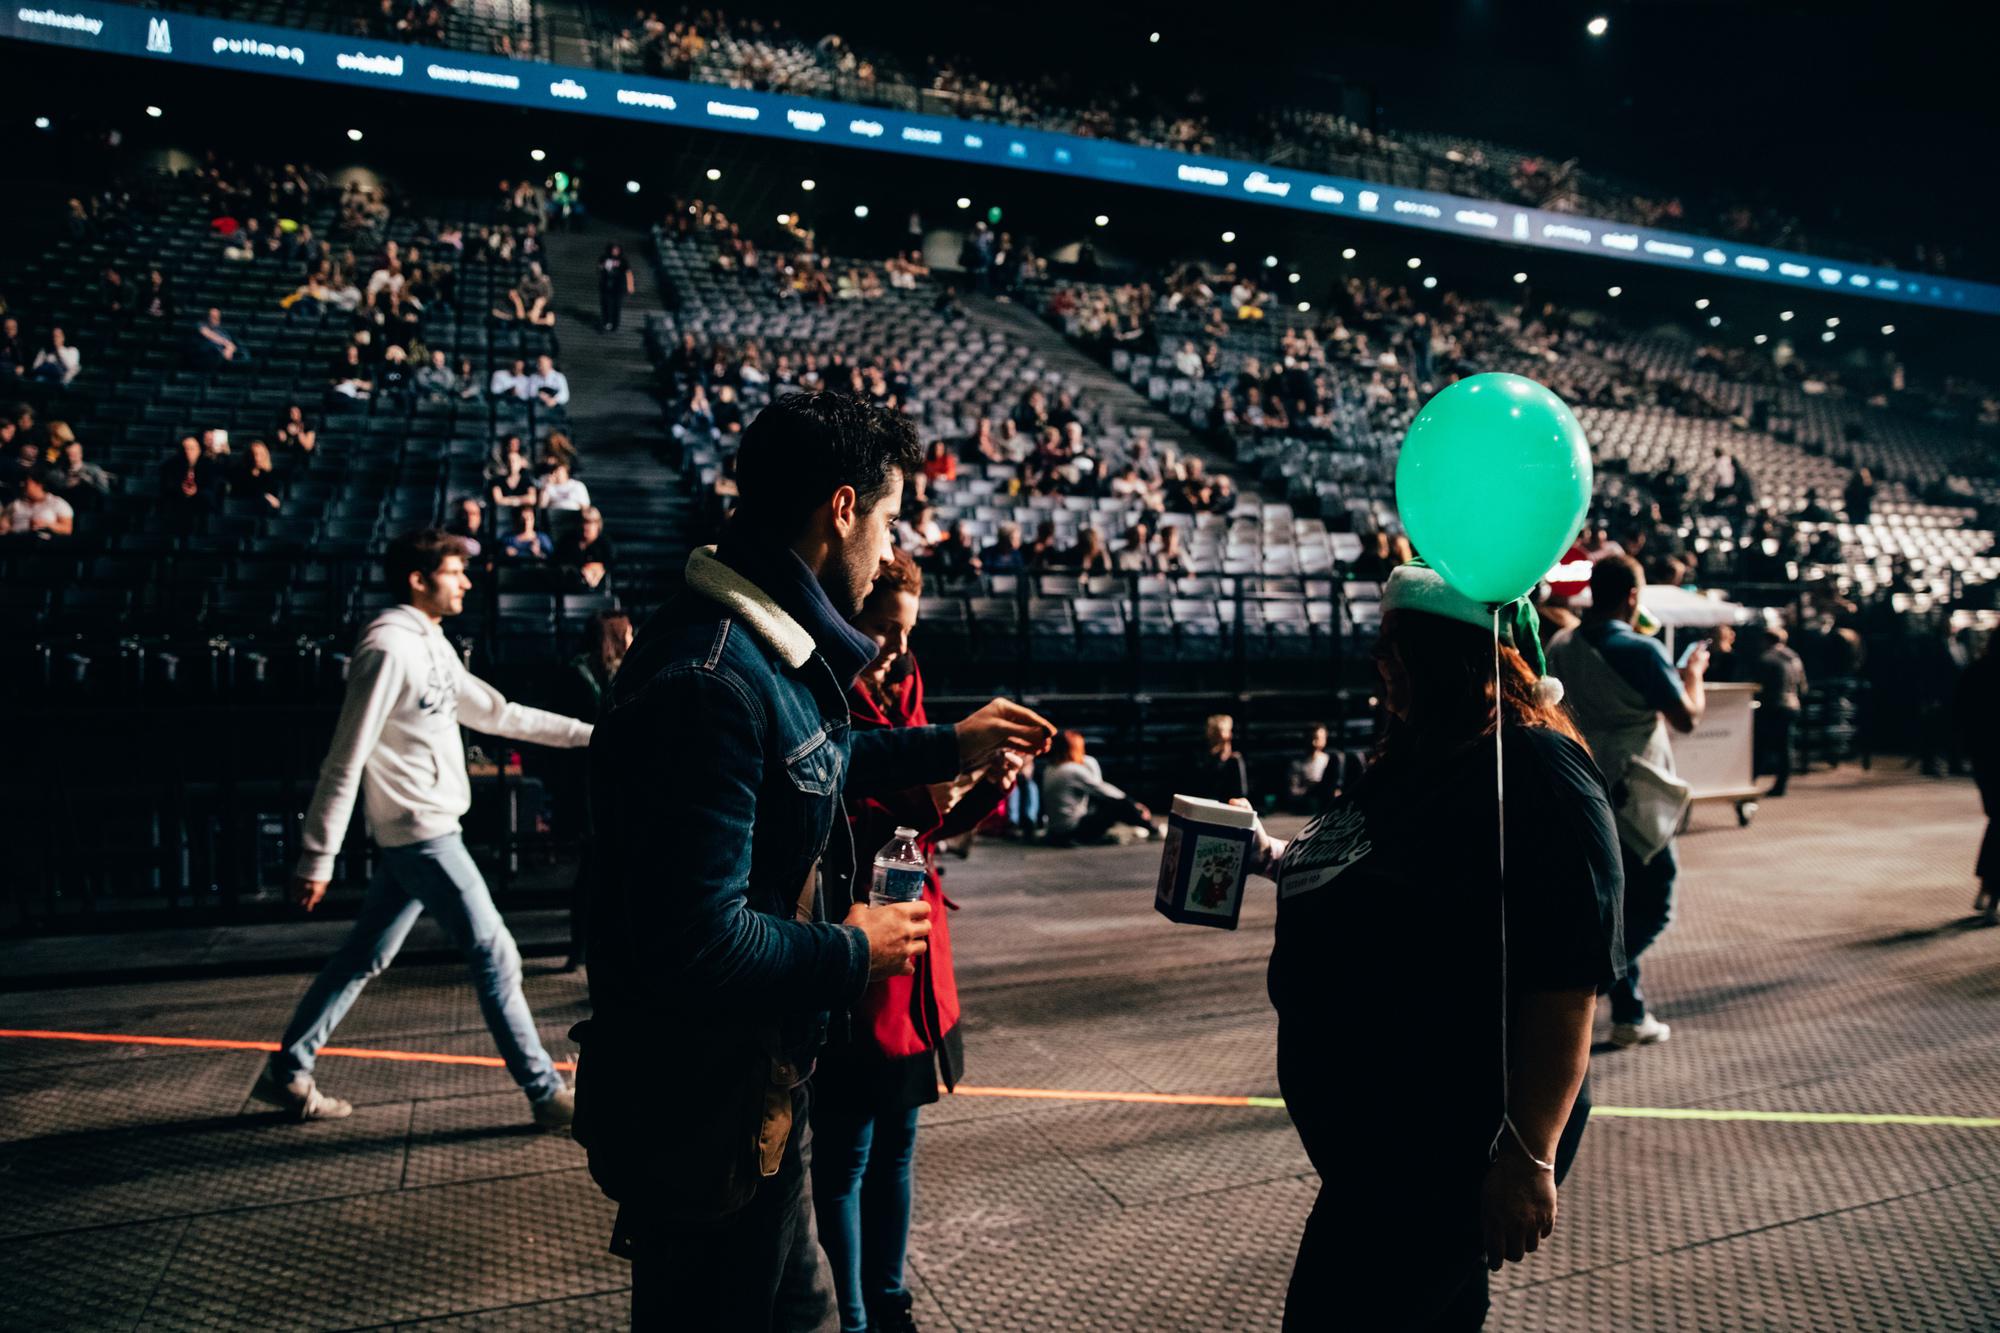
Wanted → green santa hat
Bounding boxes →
[1379,558,1564,707]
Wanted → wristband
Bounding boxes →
[1492,1113,1556,1173]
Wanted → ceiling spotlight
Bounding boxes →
[1880,324,1895,335]
[1149,31,1160,43]
[1826,316,1840,327]
[1423,276,1438,289]
[1587,15,1609,36]
[530,148,547,162]
[1779,310,1794,321]
[1513,272,1527,284]
[1406,257,1422,269]
[1754,334,1769,345]
[776,213,791,225]
[346,128,363,142]
[801,178,816,191]
[854,204,870,219]
[955,196,971,209]
[1341,247,1356,260]
[1221,230,1236,243]
[1094,214,1110,227]
[1607,286,1622,297]
[33,116,51,130]
[1695,298,1710,310]
[1287,272,1301,284]
[1264,254,1278,268]
[704,167,721,181]
[1822,331,1836,342]
[1708,315,1722,327]
[625,179,641,194]
[1297,301,1311,312]
[145,105,163,118]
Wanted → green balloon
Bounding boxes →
[1394,373,1592,605]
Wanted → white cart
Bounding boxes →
[1669,682,1762,827]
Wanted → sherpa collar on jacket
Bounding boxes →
[685,544,880,686]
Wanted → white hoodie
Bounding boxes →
[296,605,593,881]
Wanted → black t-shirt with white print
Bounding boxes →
[1268,723,1625,1180]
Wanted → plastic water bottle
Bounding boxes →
[869,827,927,906]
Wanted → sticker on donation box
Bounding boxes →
[1155,795,1258,930]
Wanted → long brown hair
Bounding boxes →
[1375,609,1584,758]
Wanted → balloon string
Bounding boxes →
[1489,604,1511,1163]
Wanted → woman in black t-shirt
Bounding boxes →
[1249,566,1625,1331]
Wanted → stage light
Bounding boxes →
[1513,272,1527,284]
[1423,276,1438,289]
[1407,257,1422,269]
[1880,324,1895,335]
[1822,331,1836,342]
[854,204,870,218]
[1149,31,1160,43]
[1754,334,1769,345]
[1297,301,1311,312]
[1695,298,1710,310]
[1287,272,1301,283]
[801,178,816,191]
[956,197,971,209]
[1779,310,1794,321]
[1607,286,1622,297]
[1260,255,1275,268]
[34,116,51,130]
[1825,316,1839,327]
[1094,215,1110,227]
[625,179,641,194]
[705,167,721,180]
[1708,316,1721,327]
[346,128,363,142]
[777,213,791,225]
[1341,248,1356,260]
[1587,16,1609,36]
[145,105,162,118]
[1221,230,1236,243]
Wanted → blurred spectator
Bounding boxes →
[1,470,73,540]
[1844,468,1876,525]
[1070,527,1114,576]
[191,307,249,369]
[1157,525,1191,577]
[1043,731,1153,846]
[51,435,113,504]
[495,261,556,326]
[0,317,26,380]
[454,356,481,401]
[555,506,617,587]
[158,434,223,527]
[416,348,458,399]
[1192,714,1250,803]
[490,447,538,510]
[923,439,958,484]
[30,328,80,386]
[138,269,174,321]
[1753,626,1806,797]
[276,403,318,456]
[529,353,570,408]
[502,505,553,560]
[1955,633,2000,924]
[490,357,532,400]
[1284,723,1335,813]
[328,345,374,400]
[981,522,1026,572]
[539,460,591,513]
[1350,530,1396,582]
[376,345,414,399]
[598,242,635,331]
[1115,524,1154,574]
[446,496,488,559]
[931,520,983,577]
[234,439,283,512]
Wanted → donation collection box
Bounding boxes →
[1154,795,1259,930]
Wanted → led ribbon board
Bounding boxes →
[9,1,1996,316]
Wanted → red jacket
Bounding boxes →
[815,654,1000,1112]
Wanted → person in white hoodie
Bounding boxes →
[252,529,594,1125]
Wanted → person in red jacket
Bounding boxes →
[811,551,1022,1333]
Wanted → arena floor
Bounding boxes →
[3,766,1996,1332]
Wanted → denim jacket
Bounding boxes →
[576,546,958,1213]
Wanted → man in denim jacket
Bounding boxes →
[579,392,1051,1331]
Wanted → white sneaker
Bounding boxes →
[1611,1015,1672,1048]
[251,1069,354,1121]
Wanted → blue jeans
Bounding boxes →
[1007,777,1040,828]
[272,834,565,1101]
[808,1103,921,1333]
[1609,840,1677,1025]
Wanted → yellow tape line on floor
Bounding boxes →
[3,1030,1994,1129]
